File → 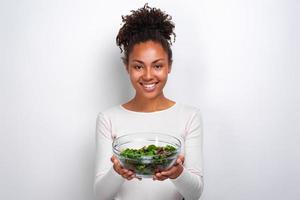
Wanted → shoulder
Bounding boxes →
[95,105,125,127]
[176,102,202,116]
[96,105,123,118]
[174,103,203,128]
[176,103,203,135]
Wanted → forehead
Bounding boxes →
[129,41,168,62]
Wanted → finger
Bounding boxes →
[124,169,134,177]
[112,160,123,174]
[155,172,168,181]
[177,154,185,165]
[119,168,129,176]
[113,164,122,175]
[110,155,116,163]
[123,170,135,180]
[122,172,131,179]
[161,166,178,177]
[111,155,120,166]
[156,175,168,181]
[119,168,128,178]
[122,168,135,178]
[113,159,121,168]
[127,170,134,176]
[128,171,136,180]
[127,176,134,181]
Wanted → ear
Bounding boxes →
[168,61,172,73]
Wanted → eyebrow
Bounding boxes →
[132,58,165,64]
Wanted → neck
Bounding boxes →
[125,93,174,112]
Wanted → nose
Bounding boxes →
[142,67,153,80]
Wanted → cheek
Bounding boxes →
[129,72,140,82]
[156,70,169,80]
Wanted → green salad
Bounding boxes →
[119,144,177,176]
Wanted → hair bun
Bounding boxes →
[122,4,175,41]
[117,4,175,51]
[116,3,176,64]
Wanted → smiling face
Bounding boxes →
[126,40,171,100]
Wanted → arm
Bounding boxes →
[171,110,204,200]
[93,113,125,200]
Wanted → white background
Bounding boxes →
[1,0,299,199]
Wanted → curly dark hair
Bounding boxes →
[116,3,176,65]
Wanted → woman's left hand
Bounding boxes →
[153,154,185,181]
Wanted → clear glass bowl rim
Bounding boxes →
[112,132,182,155]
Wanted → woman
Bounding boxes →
[94,4,203,200]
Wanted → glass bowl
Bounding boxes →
[112,132,181,178]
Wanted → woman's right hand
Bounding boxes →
[110,155,138,180]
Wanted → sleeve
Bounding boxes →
[93,112,125,200]
[171,110,204,200]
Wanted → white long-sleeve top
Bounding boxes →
[93,102,204,200]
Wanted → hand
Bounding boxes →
[153,154,185,181]
[110,155,139,180]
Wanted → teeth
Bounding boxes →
[143,83,155,88]
[141,83,157,91]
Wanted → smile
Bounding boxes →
[140,82,158,92]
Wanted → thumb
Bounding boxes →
[177,154,185,165]
[111,155,116,163]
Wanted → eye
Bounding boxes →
[154,64,162,70]
[134,65,143,70]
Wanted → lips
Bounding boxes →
[140,82,158,92]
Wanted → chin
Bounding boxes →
[139,92,162,100]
